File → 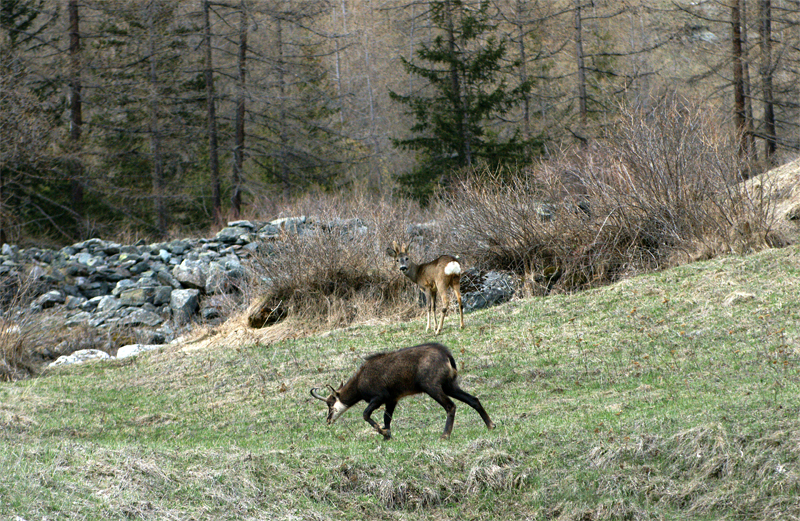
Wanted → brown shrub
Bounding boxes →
[438,95,783,294]
[246,193,435,329]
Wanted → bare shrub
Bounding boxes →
[439,95,783,293]
[598,94,783,262]
[0,273,41,381]
[247,193,433,329]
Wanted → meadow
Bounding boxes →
[2,244,799,520]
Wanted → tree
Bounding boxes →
[231,0,248,218]
[0,0,61,244]
[390,0,534,200]
[759,0,776,161]
[246,2,347,195]
[202,0,221,224]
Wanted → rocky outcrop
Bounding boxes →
[1,216,520,368]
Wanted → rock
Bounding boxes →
[116,344,163,359]
[171,289,200,325]
[119,287,154,306]
[32,290,65,309]
[216,226,251,243]
[49,349,111,367]
[462,270,517,313]
[120,308,164,328]
[173,259,207,290]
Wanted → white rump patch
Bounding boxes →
[330,399,350,423]
[444,261,461,276]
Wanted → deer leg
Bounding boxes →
[363,397,391,439]
[435,284,449,335]
[426,389,457,439]
[452,280,464,329]
[425,289,434,332]
[446,384,495,430]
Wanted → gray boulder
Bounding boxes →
[171,289,200,325]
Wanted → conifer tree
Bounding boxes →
[390,0,535,200]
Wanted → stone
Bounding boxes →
[116,344,163,359]
[49,349,111,367]
[120,308,164,328]
[173,259,207,290]
[33,290,65,309]
[170,289,200,325]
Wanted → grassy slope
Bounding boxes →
[2,246,799,520]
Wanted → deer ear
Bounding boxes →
[386,246,396,258]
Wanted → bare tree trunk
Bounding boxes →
[232,0,247,219]
[515,0,531,146]
[0,167,5,245]
[333,0,346,125]
[146,2,167,237]
[732,0,747,157]
[574,0,587,124]
[276,15,290,195]
[68,0,84,230]
[759,0,776,161]
[203,0,222,225]
[444,0,470,165]
[741,0,757,160]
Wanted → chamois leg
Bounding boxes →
[383,399,397,436]
[446,385,495,430]
[427,389,457,439]
[363,397,391,439]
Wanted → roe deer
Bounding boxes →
[311,342,495,440]
[386,241,464,335]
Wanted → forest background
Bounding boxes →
[1,0,799,247]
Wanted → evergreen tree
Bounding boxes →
[390,0,536,201]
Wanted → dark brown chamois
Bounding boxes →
[386,241,464,335]
[311,343,495,440]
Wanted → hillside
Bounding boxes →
[2,241,799,520]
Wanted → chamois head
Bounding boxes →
[310,385,350,425]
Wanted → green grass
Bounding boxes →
[2,246,800,520]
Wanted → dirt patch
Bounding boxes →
[179,316,307,354]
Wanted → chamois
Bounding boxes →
[311,343,495,440]
[386,241,464,335]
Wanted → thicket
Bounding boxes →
[439,96,786,294]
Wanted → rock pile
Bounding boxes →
[1,215,519,367]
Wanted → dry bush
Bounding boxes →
[596,94,784,262]
[439,95,783,294]
[246,193,436,329]
[0,273,40,381]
